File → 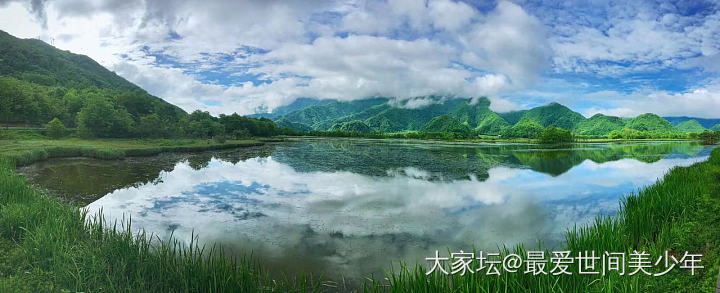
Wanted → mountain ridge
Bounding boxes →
[264,97,719,138]
[0,30,186,128]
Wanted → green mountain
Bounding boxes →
[663,116,720,129]
[675,120,706,133]
[449,98,509,135]
[712,124,720,132]
[501,117,544,138]
[420,115,470,135]
[329,120,373,134]
[575,114,625,136]
[249,98,333,120]
[0,30,185,126]
[272,98,703,138]
[364,98,467,132]
[276,118,312,132]
[497,110,527,125]
[518,102,586,129]
[625,113,678,133]
[279,98,387,129]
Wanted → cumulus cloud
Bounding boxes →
[544,1,720,75]
[582,82,720,118]
[1,0,719,117]
[0,0,553,115]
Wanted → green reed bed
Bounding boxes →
[363,148,720,292]
[0,156,326,292]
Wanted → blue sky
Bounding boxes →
[1,0,719,117]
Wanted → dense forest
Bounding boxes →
[259,96,720,140]
[0,30,278,139]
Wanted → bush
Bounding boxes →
[700,130,719,145]
[45,118,68,139]
[539,126,573,144]
[213,135,227,144]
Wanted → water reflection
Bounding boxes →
[18,139,714,285]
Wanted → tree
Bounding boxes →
[608,130,622,139]
[501,117,544,138]
[539,126,573,144]
[45,117,68,139]
[76,96,134,138]
[181,110,224,139]
[135,114,164,138]
[218,113,279,138]
[700,130,719,145]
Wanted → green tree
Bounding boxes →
[539,126,573,144]
[218,113,279,138]
[501,117,544,138]
[76,97,134,138]
[181,110,224,139]
[135,114,164,138]
[608,130,622,139]
[45,117,68,139]
[700,130,718,145]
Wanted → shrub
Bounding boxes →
[539,126,573,144]
[45,118,68,139]
[700,130,719,145]
[213,135,227,144]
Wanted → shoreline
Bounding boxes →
[0,137,718,291]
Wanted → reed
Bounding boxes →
[0,140,717,292]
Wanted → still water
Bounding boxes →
[18,138,715,284]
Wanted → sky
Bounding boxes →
[1,0,719,118]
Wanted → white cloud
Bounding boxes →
[547,2,720,75]
[582,83,720,118]
[2,0,718,117]
[0,0,554,115]
[428,0,476,32]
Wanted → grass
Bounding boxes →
[361,147,720,292]
[0,138,265,166]
[0,136,718,292]
[0,157,325,292]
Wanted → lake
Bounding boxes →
[18,138,715,286]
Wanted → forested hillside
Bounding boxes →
[0,30,277,139]
[266,96,720,139]
[0,30,185,128]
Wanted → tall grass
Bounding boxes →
[362,148,720,292]
[0,157,327,292]
[1,141,717,292]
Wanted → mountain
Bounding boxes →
[575,114,625,136]
[0,30,185,126]
[450,98,509,135]
[420,115,470,135]
[249,98,333,120]
[663,116,720,129]
[625,113,678,133]
[712,124,720,132]
[271,97,713,137]
[501,117,543,138]
[329,120,373,133]
[675,120,706,133]
[278,98,387,129]
[514,102,586,130]
[364,98,466,132]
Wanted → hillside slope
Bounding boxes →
[0,30,185,126]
